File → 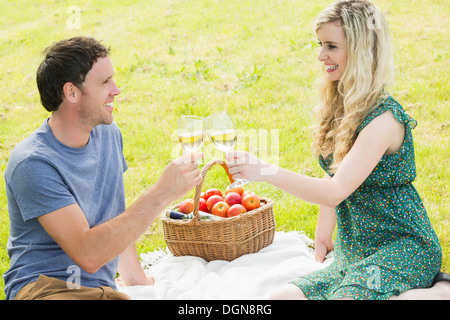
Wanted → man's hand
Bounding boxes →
[154,153,203,204]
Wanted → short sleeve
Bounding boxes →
[357,96,417,133]
[8,158,76,222]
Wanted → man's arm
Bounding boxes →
[38,153,203,274]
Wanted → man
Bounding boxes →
[3,37,202,300]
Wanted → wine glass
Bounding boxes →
[177,115,205,154]
[206,111,249,189]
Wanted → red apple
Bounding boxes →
[206,195,223,212]
[179,199,194,214]
[225,186,244,196]
[200,192,206,200]
[227,204,247,217]
[212,201,229,217]
[242,191,256,198]
[199,197,208,212]
[241,193,260,211]
[204,188,223,201]
[224,192,241,206]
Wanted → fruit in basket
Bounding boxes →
[242,190,256,198]
[199,197,208,212]
[227,204,247,217]
[198,186,263,216]
[204,188,223,201]
[224,192,241,206]
[241,193,260,211]
[212,201,230,217]
[179,199,194,214]
[206,195,224,211]
[225,186,244,196]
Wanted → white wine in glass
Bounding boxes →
[208,129,237,153]
[177,116,205,153]
[206,111,249,189]
[178,132,204,153]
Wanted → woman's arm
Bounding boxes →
[314,173,336,262]
[226,110,404,207]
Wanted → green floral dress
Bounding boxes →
[292,96,442,300]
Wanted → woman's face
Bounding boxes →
[317,22,348,81]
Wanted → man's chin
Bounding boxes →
[103,113,114,125]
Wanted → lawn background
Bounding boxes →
[0,0,448,300]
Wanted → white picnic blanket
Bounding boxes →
[118,231,333,300]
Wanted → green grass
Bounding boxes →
[0,0,448,300]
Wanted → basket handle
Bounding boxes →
[191,159,234,223]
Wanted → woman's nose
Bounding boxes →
[317,47,328,62]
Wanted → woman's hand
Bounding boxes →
[225,151,277,182]
[313,239,334,263]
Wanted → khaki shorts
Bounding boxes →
[14,275,130,300]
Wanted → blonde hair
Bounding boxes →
[311,0,394,173]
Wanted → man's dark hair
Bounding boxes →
[36,37,110,112]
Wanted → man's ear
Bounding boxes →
[62,82,81,103]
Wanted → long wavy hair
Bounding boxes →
[311,0,394,173]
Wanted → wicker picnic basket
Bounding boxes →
[160,159,276,262]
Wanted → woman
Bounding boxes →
[226,0,449,300]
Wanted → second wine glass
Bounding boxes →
[206,111,249,189]
[206,111,237,153]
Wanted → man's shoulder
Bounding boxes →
[5,120,54,183]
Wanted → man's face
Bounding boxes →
[78,56,121,127]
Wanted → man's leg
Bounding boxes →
[14,274,130,300]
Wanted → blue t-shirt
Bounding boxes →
[3,119,128,300]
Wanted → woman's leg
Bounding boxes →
[390,282,450,300]
[269,284,307,300]
[269,280,450,300]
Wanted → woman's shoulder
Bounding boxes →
[357,95,417,133]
